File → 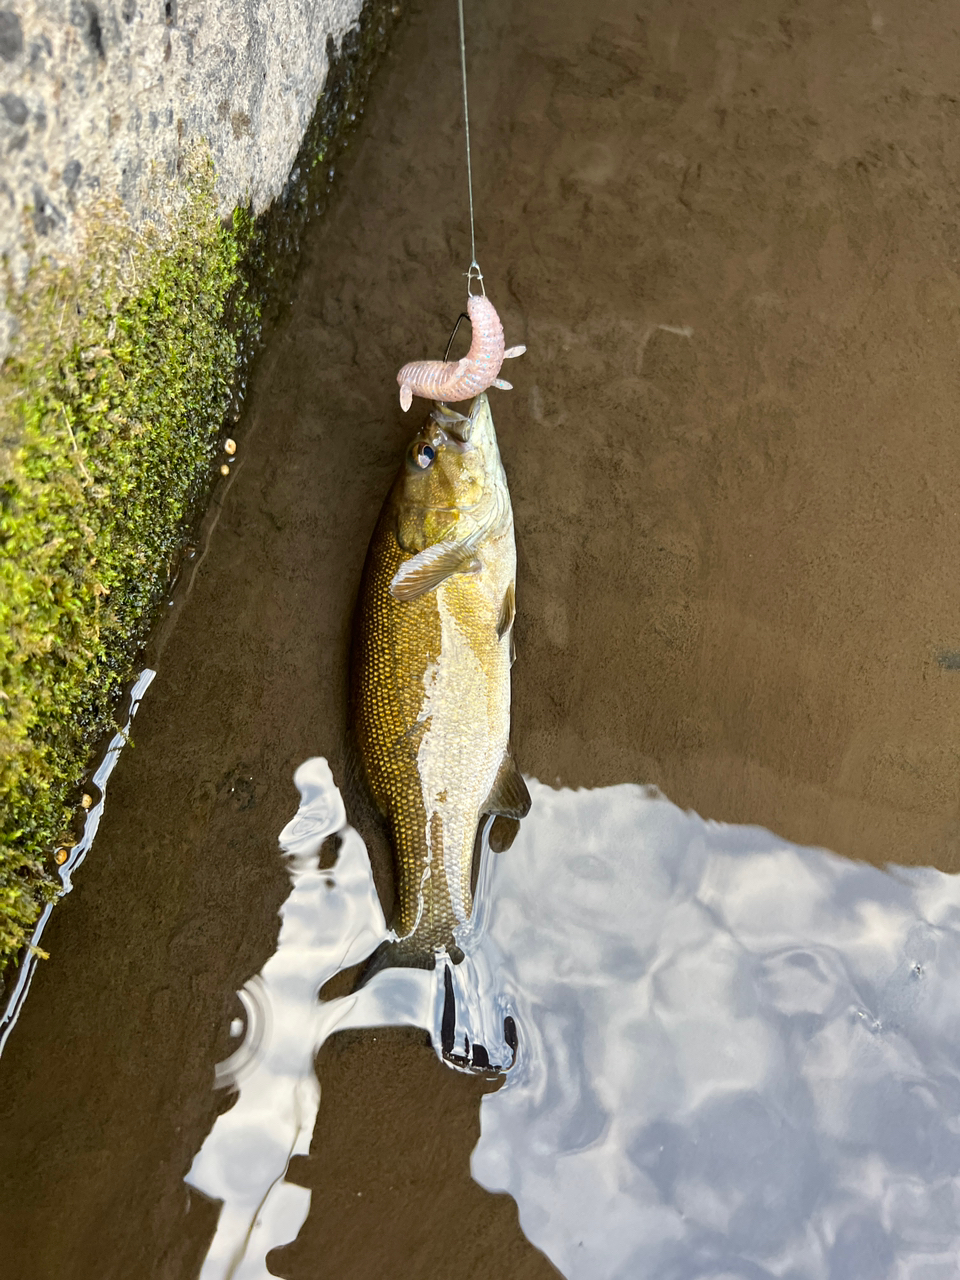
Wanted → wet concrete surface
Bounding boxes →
[5,0,960,1273]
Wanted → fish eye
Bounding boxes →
[413,442,436,469]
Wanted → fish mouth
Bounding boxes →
[430,394,485,443]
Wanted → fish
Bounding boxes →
[396,293,526,411]
[351,392,529,968]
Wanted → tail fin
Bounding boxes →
[355,940,519,1076]
[437,957,518,1075]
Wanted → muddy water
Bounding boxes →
[4,0,960,1274]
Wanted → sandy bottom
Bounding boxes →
[4,0,960,1274]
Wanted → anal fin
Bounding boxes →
[483,752,531,821]
[489,815,521,852]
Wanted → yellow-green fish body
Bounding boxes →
[352,393,528,962]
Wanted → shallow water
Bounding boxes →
[5,0,960,1275]
[0,669,156,1056]
[189,761,960,1279]
[184,758,508,1279]
[475,784,960,1280]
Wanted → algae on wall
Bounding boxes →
[0,0,404,982]
[0,149,244,969]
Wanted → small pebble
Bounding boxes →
[81,793,92,809]
[54,848,69,865]
[224,438,237,456]
[220,464,230,476]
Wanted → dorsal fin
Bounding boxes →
[390,541,474,601]
[483,753,531,820]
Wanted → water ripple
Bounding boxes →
[187,762,960,1279]
[473,781,960,1280]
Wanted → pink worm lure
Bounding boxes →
[396,293,526,412]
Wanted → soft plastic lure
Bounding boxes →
[397,293,525,411]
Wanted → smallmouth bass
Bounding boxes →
[351,393,529,966]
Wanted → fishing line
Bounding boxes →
[457,0,484,295]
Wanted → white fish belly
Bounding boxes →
[415,534,514,925]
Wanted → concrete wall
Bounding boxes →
[0,0,366,358]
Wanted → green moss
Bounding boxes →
[0,149,241,972]
[0,0,405,985]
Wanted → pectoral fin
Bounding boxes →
[399,384,413,412]
[504,345,526,359]
[496,583,516,641]
[492,378,513,391]
[390,541,475,601]
[483,752,531,820]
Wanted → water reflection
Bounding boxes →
[189,761,960,1279]
[188,760,383,1276]
[186,758,510,1279]
[475,782,960,1280]
[0,667,156,1056]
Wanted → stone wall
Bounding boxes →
[0,0,367,358]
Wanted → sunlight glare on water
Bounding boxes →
[187,759,960,1280]
[186,758,507,1280]
[475,781,960,1280]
